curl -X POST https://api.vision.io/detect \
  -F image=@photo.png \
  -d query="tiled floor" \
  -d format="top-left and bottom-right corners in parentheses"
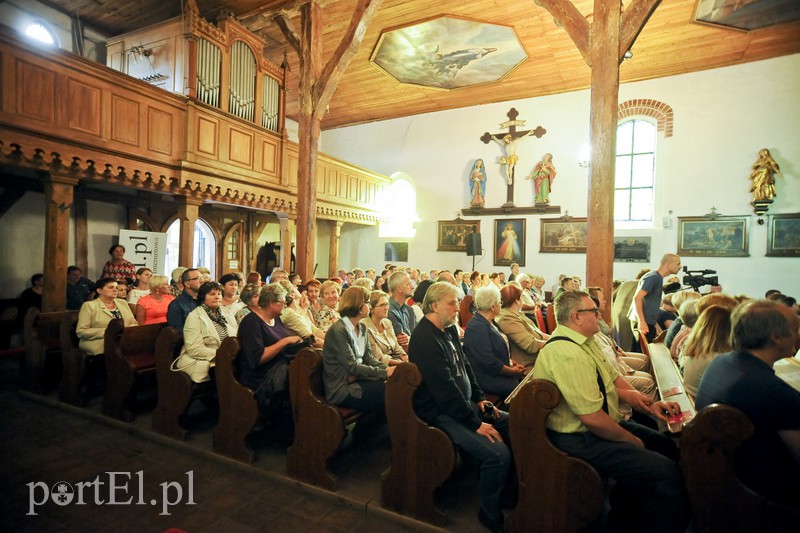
top-left (0, 360), bottom-right (487, 532)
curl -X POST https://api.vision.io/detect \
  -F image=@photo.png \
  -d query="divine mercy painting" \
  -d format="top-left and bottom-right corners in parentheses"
top-left (494, 218), bottom-right (525, 266)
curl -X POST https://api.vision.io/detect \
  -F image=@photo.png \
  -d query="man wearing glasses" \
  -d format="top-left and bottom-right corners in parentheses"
top-left (531, 291), bottom-right (688, 533)
top-left (167, 268), bottom-right (203, 330)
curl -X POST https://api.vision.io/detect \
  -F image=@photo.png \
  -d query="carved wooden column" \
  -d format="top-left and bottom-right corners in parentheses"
top-left (175, 196), bottom-right (203, 268)
top-left (74, 194), bottom-right (88, 275)
top-left (185, 35), bottom-right (198, 99)
top-left (42, 175), bottom-right (79, 312)
top-left (328, 220), bottom-right (343, 279)
top-left (585, 0), bottom-right (622, 322)
top-left (535, 0), bottom-right (661, 323)
top-left (278, 214), bottom-right (296, 273)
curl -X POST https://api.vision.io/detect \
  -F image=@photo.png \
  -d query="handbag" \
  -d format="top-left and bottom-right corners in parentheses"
top-left (170, 353), bottom-right (213, 383)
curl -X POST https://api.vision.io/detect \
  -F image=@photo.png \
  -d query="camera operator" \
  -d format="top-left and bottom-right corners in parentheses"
top-left (632, 254), bottom-right (683, 344)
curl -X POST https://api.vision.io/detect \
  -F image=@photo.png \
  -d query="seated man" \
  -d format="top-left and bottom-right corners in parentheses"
top-left (409, 282), bottom-right (511, 533)
top-left (695, 299), bottom-right (800, 513)
top-left (532, 291), bottom-right (688, 533)
top-left (166, 268), bottom-right (202, 330)
top-left (66, 266), bottom-right (94, 311)
top-left (387, 271), bottom-right (417, 352)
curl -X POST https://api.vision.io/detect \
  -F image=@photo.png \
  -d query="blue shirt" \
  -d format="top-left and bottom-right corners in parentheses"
top-left (636, 270), bottom-right (663, 324)
top-left (388, 297), bottom-right (417, 337)
top-left (166, 291), bottom-right (198, 331)
top-left (696, 351), bottom-right (800, 506)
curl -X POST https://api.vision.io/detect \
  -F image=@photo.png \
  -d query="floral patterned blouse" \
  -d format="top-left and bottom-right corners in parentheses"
top-left (315, 303), bottom-right (341, 332)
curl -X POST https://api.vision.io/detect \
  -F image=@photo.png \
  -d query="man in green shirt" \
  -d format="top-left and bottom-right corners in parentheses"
top-left (532, 291), bottom-right (688, 533)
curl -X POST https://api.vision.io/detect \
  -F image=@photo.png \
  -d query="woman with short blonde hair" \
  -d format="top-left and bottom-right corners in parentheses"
top-left (316, 279), bottom-right (342, 332)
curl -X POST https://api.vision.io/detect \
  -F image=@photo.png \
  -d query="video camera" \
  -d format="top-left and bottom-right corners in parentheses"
top-left (682, 266), bottom-right (718, 290)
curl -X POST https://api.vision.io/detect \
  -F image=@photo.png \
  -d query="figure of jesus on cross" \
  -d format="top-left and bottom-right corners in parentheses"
top-left (481, 108), bottom-right (546, 207)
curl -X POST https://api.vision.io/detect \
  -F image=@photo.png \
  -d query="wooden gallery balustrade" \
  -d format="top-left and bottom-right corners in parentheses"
top-left (0, 17), bottom-right (389, 226)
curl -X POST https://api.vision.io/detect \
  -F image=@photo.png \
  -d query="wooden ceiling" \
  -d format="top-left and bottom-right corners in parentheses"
top-left (41, 0), bottom-right (800, 130)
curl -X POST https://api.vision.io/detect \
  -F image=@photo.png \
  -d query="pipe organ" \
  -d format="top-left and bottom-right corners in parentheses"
top-left (106, 0), bottom-right (284, 135)
top-left (229, 41), bottom-right (257, 123)
top-left (197, 38), bottom-right (221, 108)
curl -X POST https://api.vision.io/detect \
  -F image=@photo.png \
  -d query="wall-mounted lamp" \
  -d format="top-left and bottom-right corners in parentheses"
top-left (578, 143), bottom-right (591, 168)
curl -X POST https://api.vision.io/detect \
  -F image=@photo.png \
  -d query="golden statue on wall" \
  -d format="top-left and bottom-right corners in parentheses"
top-left (749, 148), bottom-right (782, 201)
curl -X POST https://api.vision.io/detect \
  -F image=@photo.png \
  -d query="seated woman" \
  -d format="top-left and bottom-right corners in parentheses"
top-left (237, 283), bottom-right (301, 408)
top-left (219, 273), bottom-right (246, 316)
top-left (235, 283), bottom-right (261, 324)
top-left (173, 282), bottom-right (238, 383)
top-left (126, 267), bottom-right (152, 316)
top-left (134, 274), bottom-right (174, 325)
top-left (277, 280), bottom-right (325, 346)
top-left (115, 279), bottom-right (130, 301)
top-left (679, 304), bottom-right (733, 399)
top-left (323, 287), bottom-right (392, 411)
top-left (668, 300), bottom-right (699, 361)
top-left (315, 280), bottom-right (342, 332)
top-left (463, 285), bottom-right (526, 399)
top-left (76, 278), bottom-right (138, 356)
top-left (494, 284), bottom-right (548, 369)
top-left (362, 290), bottom-right (407, 366)
top-left (304, 279), bottom-right (323, 325)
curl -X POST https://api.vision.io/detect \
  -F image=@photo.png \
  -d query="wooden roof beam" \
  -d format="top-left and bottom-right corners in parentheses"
top-left (314, 0), bottom-right (383, 119)
top-left (535, 0), bottom-right (592, 66)
top-left (619, 0), bottom-right (662, 62)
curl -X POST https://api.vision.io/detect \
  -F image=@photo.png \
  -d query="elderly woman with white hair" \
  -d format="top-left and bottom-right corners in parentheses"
top-left (463, 285), bottom-right (526, 398)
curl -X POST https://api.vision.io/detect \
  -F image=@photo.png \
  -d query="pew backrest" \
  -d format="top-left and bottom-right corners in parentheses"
top-left (382, 361), bottom-right (456, 526)
top-left (213, 337), bottom-right (260, 463)
top-left (23, 308), bottom-right (76, 392)
top-left (679, 403), bottom-right (768, 532)
top-left (287, 347), bottom-right (361, 490)
top-left (507, 378), bottom-right (604, 533)
top-left (152, 326), bottom-right (193, 440)
top-left (102, 320), bottom-right (165, 420)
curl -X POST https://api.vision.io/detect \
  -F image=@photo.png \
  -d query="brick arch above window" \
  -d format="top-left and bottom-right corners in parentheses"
top-left (618, 99), bottom-right (673, 137)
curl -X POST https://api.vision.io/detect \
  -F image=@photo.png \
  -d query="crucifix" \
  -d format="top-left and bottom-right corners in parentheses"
top-left (480, 107), bottom-right (546, 207)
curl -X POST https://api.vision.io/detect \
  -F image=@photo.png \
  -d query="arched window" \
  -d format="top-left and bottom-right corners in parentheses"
top-left (378, 173), bottom-right (418, 238)
top-left (615, 119), bottom-right (656, 223)
top-left (164, 219), bottom-right (217, 279)
top-left (24, 21), bottom-right (57, 46)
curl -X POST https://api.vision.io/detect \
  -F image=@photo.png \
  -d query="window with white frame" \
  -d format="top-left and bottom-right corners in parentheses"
top-left (24, 21), bottom-right (56, 46)
top-left (165, 219), bottom-right (217, 279)
top-left (615, 119), bottom-right (656, 223)
top-left (378, 173), bottom-right (418, 238)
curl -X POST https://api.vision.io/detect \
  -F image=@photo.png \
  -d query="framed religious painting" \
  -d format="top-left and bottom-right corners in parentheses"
top-left (384, 242), bottom-right (409, 262)
top-left (540, 218), bottom-right (588, 253)
top-left (677, 216), bottom-right (750, 257)
top-left (437, 219), bottom-right (480, 252)
top-left (693, 0), bottom-right (800, 32)
top-left (614, 236), bottom-right (651, 263)
top-left (494, 218), bottom-right (526, 266)
top-left (766, 213), bottom-right (800, 257)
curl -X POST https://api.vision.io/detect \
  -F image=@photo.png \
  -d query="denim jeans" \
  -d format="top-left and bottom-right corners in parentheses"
top-left (432, 410), bottom-right (511, 521)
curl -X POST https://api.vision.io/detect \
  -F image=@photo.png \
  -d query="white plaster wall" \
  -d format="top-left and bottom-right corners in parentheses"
top-left (1, 191), bottom-right (47, 298)
top-left (84, 200), bottom-right (128, 280)
top-left (322, 54), bottom-right (800, 297)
